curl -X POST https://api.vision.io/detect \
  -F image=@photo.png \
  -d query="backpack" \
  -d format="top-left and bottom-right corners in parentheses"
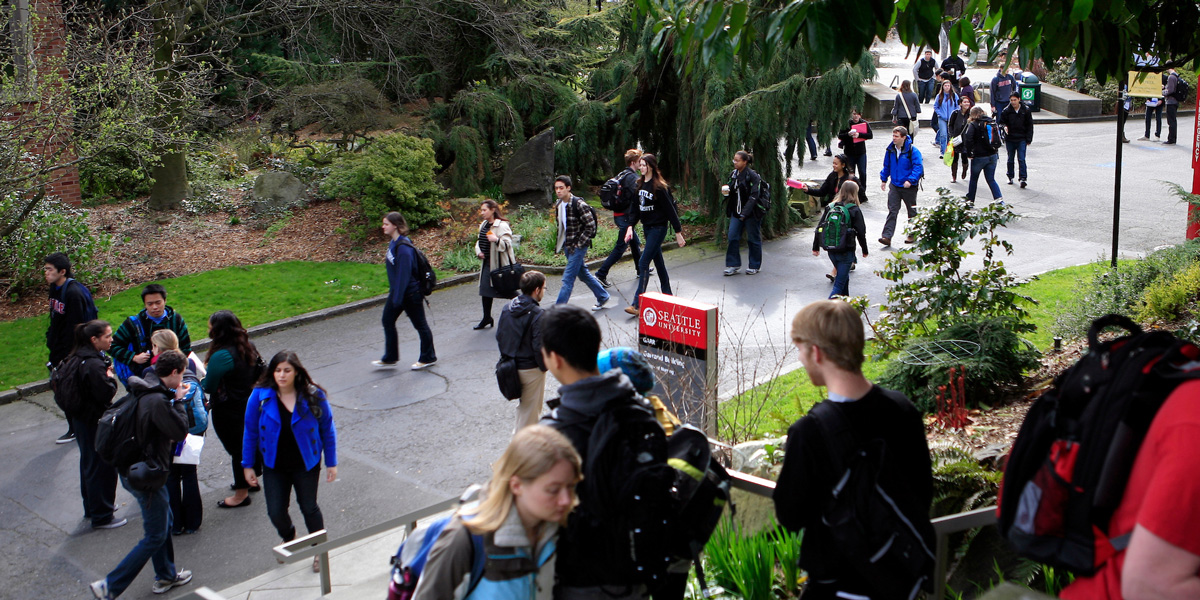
top-left (181, 371), bottom-right (208, 435)
top-left (818, 203), bottom-right (856, 253)
top-left (113, 314), bottom-right (148, 387)
top-left (51, 353), bottom-right (88, 420)
top-left (757, 180), bottom-right (772, 213)
top-left (387, 514), bottom-right (486, 600)
top-left (599, 168), bottom-right (634, 212)
top-left (984, 119), bottom-right (1005, 149)
top-left (664, 425), bottom-right (733, 583)
top-left (95, 391), bottom-right (146, 471)
top-left (997, 314), bottom-right (1200, 575)
top-left (65, 278), bottom-right (99, 321)
top-left (1173, 78), bottom-right (1191, 103)
top-left (809, 400), bottom-right (935, 599)
top-left (398, 239), bottom-right (437, 297)
top-left (570, 197), bottom-right (599, 240)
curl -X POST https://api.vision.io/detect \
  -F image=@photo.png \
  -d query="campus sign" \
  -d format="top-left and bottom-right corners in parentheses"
top-left (637, 292), bottom-right (719, 434)
top-left (1128, 71), bottom-right (1161, 98)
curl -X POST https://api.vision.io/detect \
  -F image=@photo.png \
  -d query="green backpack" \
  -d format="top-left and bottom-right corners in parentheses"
top-left (819, 203), bottom-right (855, 253)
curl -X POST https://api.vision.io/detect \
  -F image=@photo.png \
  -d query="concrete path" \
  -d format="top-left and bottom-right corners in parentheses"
top-left (1, 119), bottom-right (1196, 600)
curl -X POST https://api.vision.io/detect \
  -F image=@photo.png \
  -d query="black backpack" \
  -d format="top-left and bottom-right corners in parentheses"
top-left (600, 168), bottom-right (634, 212)
top-left (398, 239), bottom-right (437, 297)
top-left (819, 203), bottom-right (856, 253)
top-left (984, 119), bottom-right (1005, 149)
top-left (809, 400), bottom-right (935, 599)
top-left (1173, 79), bottom-right (1191, 103)
top-left (95, 391), bottom-right (145, 471)
top-left (757, 180), bottom-right (771, 213)
top-left (51, 353), bottom-right (88, 420)
top-left (998, 314), bottom-right (1200, 574)
top-left (663, 425), bottom-right (733, 594)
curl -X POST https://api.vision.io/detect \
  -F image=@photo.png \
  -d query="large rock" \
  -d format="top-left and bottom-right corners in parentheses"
top-left (251, 171), bottom-right (306, 214)
top-left (502, 128), bottom-right (555, 209)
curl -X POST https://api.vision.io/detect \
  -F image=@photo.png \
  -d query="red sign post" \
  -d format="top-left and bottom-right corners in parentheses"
top-left (636, 293), bottom-right (719, 434)
top-left (1188, 74), bottom-right (1200, 240)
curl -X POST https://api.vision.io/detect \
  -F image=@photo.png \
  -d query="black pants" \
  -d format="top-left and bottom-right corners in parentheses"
top-left (211, 398), bottom-right (260, 490)
top-left (1166, 103), bottom-right (1178, 143)
top-left (71, 417), bottom-right (118, 526)
top-left (168, 463), bottom-right (202, 532)
top-left (263, 467), bottom-right (324, 542)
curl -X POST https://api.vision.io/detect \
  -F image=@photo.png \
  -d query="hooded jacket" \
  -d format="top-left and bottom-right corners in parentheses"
top-left (880, 137), bottom-right (924, 186)
top-left (496, 294), bottom-right (545, 371)
top-left (725, 167), bottom-right (763, 219)
top-left (998, 102), bottom-right (1034, 143)
top-left (46, 279), bottom-right (97, 366)
top-left (71, 346), bottom-right (118, 423)
top-left (963, 118), bottom-right (1001, 158)
top-left (386, 235), bottom-right (420, 304)
top-left (127, 372), bottom-right (189, 470)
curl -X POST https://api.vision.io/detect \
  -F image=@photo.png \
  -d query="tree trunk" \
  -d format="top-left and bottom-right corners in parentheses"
top-left (148, 0), bottom-right (193, 210)
top-left (149, 151), bottom-right (189, 209)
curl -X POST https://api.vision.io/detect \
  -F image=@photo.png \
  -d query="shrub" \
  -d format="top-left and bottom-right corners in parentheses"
top-left (1134, 262), bottom-right (1200, 323)
top-left (0, 197), bottom-right (120, 297)
top-left (320, 132), bottom-right (447, 237)
top-left (704, 519), bottom-right (802, 600)
top-left (79, 149), bottom-right (153, 204)
top-left (442, 242), bottom-right (482, 273)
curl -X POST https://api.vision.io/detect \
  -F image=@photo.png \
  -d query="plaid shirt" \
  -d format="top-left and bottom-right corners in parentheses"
top-left (557, 196), bottom-right (597, 252)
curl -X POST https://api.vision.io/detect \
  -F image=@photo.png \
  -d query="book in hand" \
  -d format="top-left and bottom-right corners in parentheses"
top-left (851, 122), bottom-right (869, 143)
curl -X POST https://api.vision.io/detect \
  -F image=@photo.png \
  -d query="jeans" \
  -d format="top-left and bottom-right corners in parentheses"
top-left (1145, 103), bottom-right (1163, 137)
top-left (725, 216), bottom-right (762, 270)
top-left (632, 225), bottom-right (671, 308)
top-left (1004, 140), bottom-right (1028, 181)
top-left (263, 467), bottom-right (324, 542)
top-left (168, 463), bottom-right (202, 533)
top-left (1166, 103), bottom-right (1178, 143)
top-left (805, 124), bottom-right (818, 158)
top-left (849, 153), bottom-right (869, 202)
top-left (382, 291), bottom-right (436, 363)
top-left (918, 78), bottom-right (936, 103)
top-left (937, 118), bottom-right (949, 155)
top-left (72, 417), bottom-right (118, 526)
top-left (881, 184), bottom-right (918, 240)
top-left (828, 251), bottom-right (854, 298)
top-left (596, 213), bottom-right (641, 280)
top-left (104, 477), bottom-right (176, 597)
top-left (556, 247), bottom-right (610, 305)
top-left (967, 154), bottom-right (1003, 202)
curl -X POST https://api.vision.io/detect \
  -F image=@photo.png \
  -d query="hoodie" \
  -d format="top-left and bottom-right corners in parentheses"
top-left (496, 294), bottom-right (545, 371)
top-left (46, 279), bottom-right (97, 366)
top-left (127, 372), bottom-right (189, 470)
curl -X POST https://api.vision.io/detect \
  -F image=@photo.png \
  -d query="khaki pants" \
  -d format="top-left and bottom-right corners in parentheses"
top-left (516, 368), bottom-right (547, 431)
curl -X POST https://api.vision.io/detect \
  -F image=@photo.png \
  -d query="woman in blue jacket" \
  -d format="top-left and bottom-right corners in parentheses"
top-left (377, 211), bottom-right (437, 370)
top-left (243, 351), bottom-right (338, 571)
top-left (933, 80), bottom-right (958, 158)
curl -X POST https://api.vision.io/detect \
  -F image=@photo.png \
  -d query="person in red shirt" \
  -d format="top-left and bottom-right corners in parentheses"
top-left (1060, 380), bottom-right (1200, 599)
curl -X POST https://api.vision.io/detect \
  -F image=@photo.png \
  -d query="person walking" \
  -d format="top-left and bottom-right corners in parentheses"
top-left (473, 199), bottom-right (516, 330)
top-left (933, 80), bottom-right (958, 158)
top-left (243, 351), bottom-right (338, 573)
top-left (376, 211), bottom-right (437, 370)
top-left (958, 76), bottom-right (977, 106)
top-left (45, 252), bottom-right (98, 445)
top-left (941, 53), bottom-right (966, 81)
top-left (623, 154), bottom-right (686, 316)
top-left (202, 310), bottom-right (263, 509)
top-left (914, 50), bottom-right (938, 104)
top-left (963, 106), bottom-right (1004, 205)
top-left (798, 154), bottom-right (862, 282)
top-left (89, 350), bottom-right (193, 600)
top-left (723, 150), bottom-right (765, 276)
top-left (878, 126), bottom-right (924, 247)
top-left (990, 60), bottom-right (1018, 116)
top-left (412, 425), bottom-right (581, 600)
top-left (62, 320), bottom-right (125, 530)
top-left (496, 271), bottom-right (548, 432)
top-left (1164, 68), bottom-right (1181, 145)
top-left (110, 284), bottom-right (192, 391)
top-left (552, 176), bottom-right (610, 310)
top-left (836, 109), bottom-right (873, 203)
top-left (947, 96), bottom-right (973, 182)
top-left (891, 81), bottom-right (921, 139)
top-left (145, 329), bottom-right (206, 536)
top-left (813, 182), bottom-right (869, 299)
top-left (595, 150), bottom-right (644, 289)
top-left (998, 92), bottom-right (1034, 188)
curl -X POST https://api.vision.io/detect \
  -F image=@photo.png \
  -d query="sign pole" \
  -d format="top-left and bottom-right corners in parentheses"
top-left (1112, 78), bottom-right (1127, 268)
top-left (1189, 74), bottom-right (1200, 240)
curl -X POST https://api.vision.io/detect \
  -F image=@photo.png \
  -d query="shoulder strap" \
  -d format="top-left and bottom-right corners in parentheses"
top-left (899, 94), bottom-right (914, 120)
top-left (466, 532), bottom-right (487, 596)
top-left (807, 401), bottom-right (856, 481)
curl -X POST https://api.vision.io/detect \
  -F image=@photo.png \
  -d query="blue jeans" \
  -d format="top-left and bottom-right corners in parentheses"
top-left (632, 225), bottom-right (671, 308)
top-left (918, 79), bottom-right (936, 103)
top-left (1004, 140), bottom-right (1028, 181)
top-left (967, 154), bottom-right (1003, 202)
top-left (725, 216), bottom-right (762, 269)
top-left (596, 213), bottom-right (641, 280)
top-left (805, 124), bottom-right (818, 158)
top-left (829, 252), bottom-right (855, 298)
top-left (556, 247), bottom-right (609, 305)
top-left (381, 291), bottom-right (436, 363)
top-left (105, 477), bottom-right (176, 597)
top-left (937, 119), bottom-right (949, 155)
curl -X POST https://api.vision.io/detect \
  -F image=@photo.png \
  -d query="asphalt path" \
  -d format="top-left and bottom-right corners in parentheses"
top-left (2, 118), bottom-right (1196, 600)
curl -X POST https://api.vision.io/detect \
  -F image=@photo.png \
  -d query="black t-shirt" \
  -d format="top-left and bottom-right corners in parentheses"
top-left (273, 398), bottom-right (307, 471)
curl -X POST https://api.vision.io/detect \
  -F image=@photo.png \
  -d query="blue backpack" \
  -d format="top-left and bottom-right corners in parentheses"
top-left (387, 514), bottom-right (485, 600)
top-left (113, 314), bottom-right (148, 387)
top-left (181, 370), bottom-right (208, 436)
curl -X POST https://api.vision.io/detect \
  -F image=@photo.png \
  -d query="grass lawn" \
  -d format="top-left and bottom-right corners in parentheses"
top-left (1, 261), bottom-right (391, 391)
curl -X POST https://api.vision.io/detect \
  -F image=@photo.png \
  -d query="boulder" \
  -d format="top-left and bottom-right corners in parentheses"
top-left (730, 437), bottom-right (787, 472)
top-left (502, 128), bottom-right (555, 209)
top-left (251, 171), bottom-right (306, 214)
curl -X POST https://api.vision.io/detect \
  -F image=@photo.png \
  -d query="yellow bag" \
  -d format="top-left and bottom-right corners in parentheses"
top-left (943, 144), bottom-right (955, 166)
top-left (646, 394), bottom-right (682, 436)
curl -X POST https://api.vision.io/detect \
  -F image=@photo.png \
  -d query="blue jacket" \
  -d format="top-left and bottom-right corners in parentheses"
top-left (933, 94), bottom-right (957, 123)
top-left (880, 137), bottom-right (924, 186)
top-left (243, 386), bottom-right (337, 471)
top-left (386, 235), bottom-right (420, 304)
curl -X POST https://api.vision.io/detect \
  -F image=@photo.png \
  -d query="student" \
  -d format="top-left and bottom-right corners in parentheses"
top-left (64, 320), bottom-right (124, 530)
top-left (962, 106), bottom-right (1004, 205)
top-left (812, 182), bottom-right (868, 299)
top-left (878, 126), bottom-right (924, 246)
top-left (375, 211), bottom-right (437, 370)
top-left (998, 92), bottom-right (1034, 188)
top-left (723, 150), bottom-right (764, 276)
top-left (89, 350), bottom-right (193, 600)
top-left (44, 252), bottom-right (98, 444)
top-left (941, 53), bottom-right (967, 81)
top-left (145, 329), bottom-right (206, 536)
top-left (947, 96), bottom-right (973, 182)
top-left (774, 300), bottom-right (935, 600)
top-left (624, 154), bottom-right (686, 315)
top-left (243, 351), bottom-right (338, 573)
top-left (1163, 68), bottom-right (1180, 145)
top-left (553, 176), bottom-right (610, 310)
top-left (836, 109), bottom-right (874, 203)
top-left (958, 76), bottom-right (977, 106)
top-left (110, 284), bottom-right (192, 390)
top-left (595, 150), bottom-right (645, 289)
top-left (496, 271), bottom-right (548, 431)
top-left (202, 310), bottom-right (262, 509)
top-left (413, 425), bottom-right (582, 600)
top-left (933, 80), bottom-right (959, 158)
top-left (891, 81), bottom-right (921, 139)
top-left (990, 58), bottom-right (1018, 116)
top-left (1136, 53), bottom-right (1163, 142)
top-left (473, 199), bottom-right (515, 330)
top-left (913, 50), bottom-right (938, 104)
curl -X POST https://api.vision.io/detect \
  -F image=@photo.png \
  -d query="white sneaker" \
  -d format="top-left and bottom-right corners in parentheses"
top-left (90, 579), bottom-right (112, 600)
top-left (1155, 135), bottom-right (1162, 141)
top-left (746, 269), bottom-right (759, 275)
top-left (592, 297), bottom-right (609, 311)
top-left (371, 360), bottom-right (398, 368)
top-left (152, 570), bottom-right (192, 594)
top-left (723, 267), bottom-right (739, 276)
top-left (411, 360), bottom-right (436, 370)
top-left (1136, 136), bottom-right (1150, 141)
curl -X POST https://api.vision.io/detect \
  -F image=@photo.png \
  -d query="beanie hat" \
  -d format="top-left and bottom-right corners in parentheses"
top-left (597, 347), bottom-right (656, 394)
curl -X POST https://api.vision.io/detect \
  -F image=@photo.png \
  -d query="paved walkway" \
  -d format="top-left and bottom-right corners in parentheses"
top-left (1, 119), bottom-right (1196, 600)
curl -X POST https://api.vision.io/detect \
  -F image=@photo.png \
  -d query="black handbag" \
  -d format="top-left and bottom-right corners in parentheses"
top-left (489, 258), bottom-right (524, 299)
top-left (495, 356), bottom-right (523, 400)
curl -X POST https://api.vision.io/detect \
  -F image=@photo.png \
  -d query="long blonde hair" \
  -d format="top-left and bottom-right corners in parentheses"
top-left (835, 180), bottom-right (860, 206)
top-left (460, 425), bottom-right (582, 534)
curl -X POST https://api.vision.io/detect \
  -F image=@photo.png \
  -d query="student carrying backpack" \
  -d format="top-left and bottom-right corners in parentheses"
top-left (398, 239), bottom-right (438, 298)
top-left (818, 203), bottom-right (856, 253)
top-left (599, 167), bottom-right (636, 212)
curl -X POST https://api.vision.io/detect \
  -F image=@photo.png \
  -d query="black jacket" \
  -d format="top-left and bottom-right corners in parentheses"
top-left (615, 168), bottom-right (639, 214)
top-left (813, 201), bottom-right (868, 254)
top-left (962, 118), bottom-right (999, 158)
top-left (73, 346), bottom-right (118, 423)
top-left (46, 279), bottom-right (96, 366)
top-left (947, 109), bottom-right (972, 139)
top-left (804, 171), bottom-right (863, 206)
top-left (836, 119), bottom-right (874, 157)
top-left (725, 167), bottom-right (763, 219)
top-left (127, 372), bottom-right (189, 469)
top-left (941, 55), bottom-right (966, 78)
top-left (998, 103), bottom-right (1034, 143)
top-left (495, 293), bottom-right (545, 371)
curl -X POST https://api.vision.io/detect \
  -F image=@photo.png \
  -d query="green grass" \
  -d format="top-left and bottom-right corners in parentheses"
top-left (1, 261), bottom-right (388, 391)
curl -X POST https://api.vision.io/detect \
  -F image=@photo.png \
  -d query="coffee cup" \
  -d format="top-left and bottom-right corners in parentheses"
top-left (721, 185), bottom-right (730, 196)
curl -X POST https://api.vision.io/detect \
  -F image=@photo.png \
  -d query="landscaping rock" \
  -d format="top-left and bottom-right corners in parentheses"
top-left (502, 128), bottom-right (555, 209)
top-left (731, 437), bottom-right (786, 472)
top-left (252, 171), bottom-right (307, 214)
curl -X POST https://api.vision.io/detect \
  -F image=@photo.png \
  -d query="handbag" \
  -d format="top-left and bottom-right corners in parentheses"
top-left (898, 94), bottom-right (919, 135)
top-left (488, 252), bottom-right (524, 299)
top-left (495, 356), bottom-right (523, 400)
top-left (173, 433), bottom-right (204, 466)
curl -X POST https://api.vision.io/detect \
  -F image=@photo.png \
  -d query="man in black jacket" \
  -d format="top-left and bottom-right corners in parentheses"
top-left (774, 300), bottom-right (934, 600)
top-left (45, 252), bottom-right (98, 444)
top-left (998, 93), bottom-right (1034, 188)
top-left (496, 271), bottom-right (548, 431)
top-left (90, 350), bottom-right (193, 600)
top-left (941, 53), bottom-right (966, 81)
top-left (836, 109), bottom-right (874, 203)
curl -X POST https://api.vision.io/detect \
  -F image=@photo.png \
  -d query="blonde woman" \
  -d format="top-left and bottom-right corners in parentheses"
top-left (413, 425), bottom-right (582, 600)
top-left (474, 199), bottom-right (516, 330)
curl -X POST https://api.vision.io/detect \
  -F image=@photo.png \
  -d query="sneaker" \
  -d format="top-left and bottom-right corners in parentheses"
top-left (56, 431), bottom-right (75, 444)
top-left (1164, 141), bottom-right (1177, 145)
top-left (745, 269), bottom-right (759, 275)
top-left (723, 267), bottom-right (739, 276)
top-left (152, 570), bottom-right (192, 595)
top-left (371, 360), bottom-right (397, 368)
top-left (905, 235), bottom-right (916, 244)
top-left (823, 149), bottom-right (832, 157)
top-left (809, 155), bottom-right (817, 161)
top-left (1137, 136), bottom-right (1150, 141)
top-left (1020, 180), bottom-right (1027, 189)
top-left (624, 306), bottom-right (638, 316)
top-left (596, 275), bottom-right (612, 289)
top-left (592, 297), bottom-right (609, 311)
top-left (93, 517), bottom-right (127, 530)
top-left (1155, 135), bottom-right (1161, 142)
top-left (411, 360), bottom-right (436, 370)
top-left (1121, 137), bottom-right (1130, 143)
top-left (90, 579), bottom-right (112, 600)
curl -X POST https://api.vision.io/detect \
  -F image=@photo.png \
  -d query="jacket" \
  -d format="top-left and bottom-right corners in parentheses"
top-left (891, 92), bottom-right (921, 120)
top-left (413, 508), bottom-right (558, 600)
top-left (127, 372), bottom-right (189, 469)
top-left (71, 346), bottom-right (118, 423)
top-left (476, 220), bottom-right (516, 273)
top-left (880, 137), bottom-right (924, 186)
top-left (386, 235), bottom-right (420, 303)
top-left (998, 103), bottom-right (1034, 143)
top-left (725, 167), bottom-right (763, 219)
top-left (836, 119), bottom-right (873, 157)
top-left (962, 118), bottom-right (1000, 158)
top-left (201, 344), bottom-right (261, 406)
top-left (243, 386), bottom-right (337, 471)
top-left (933, 93), bottom-right (958, 123)
top-left (555, 196), bottom-right (597, 253)
top-left (614, 168), bottom-right (640, 215)
top-left (803, 171), bottom-right (859, 206)
top-left (813, 201), bottom-right (868, 255)
top-left (628, 182), bottom-right (683, 233)
top-left (110, 307), bottom-right (192, 368)
top-left (990, 73), bottom-right (1017, 111)
top-left (46, 279), bottom-right (97, 366)
top-left (947, 109), bottom-right (972, 139)
top-left (913, 57), bottom-right (937, 81)
top-left (941, 55), bottom-right (966, 78)
top-left (496, 293), bottom-right (545, 371)
top-left (1164, 72), bottom-right (1179, 106)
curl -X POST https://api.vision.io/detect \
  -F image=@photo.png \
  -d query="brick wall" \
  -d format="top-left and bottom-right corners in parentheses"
top-left (27, 0), bottom-right (81, 206)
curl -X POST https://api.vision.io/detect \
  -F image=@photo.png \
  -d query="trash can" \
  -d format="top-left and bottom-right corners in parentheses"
top-left (1017, 73), bottom-right (1041, 112)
